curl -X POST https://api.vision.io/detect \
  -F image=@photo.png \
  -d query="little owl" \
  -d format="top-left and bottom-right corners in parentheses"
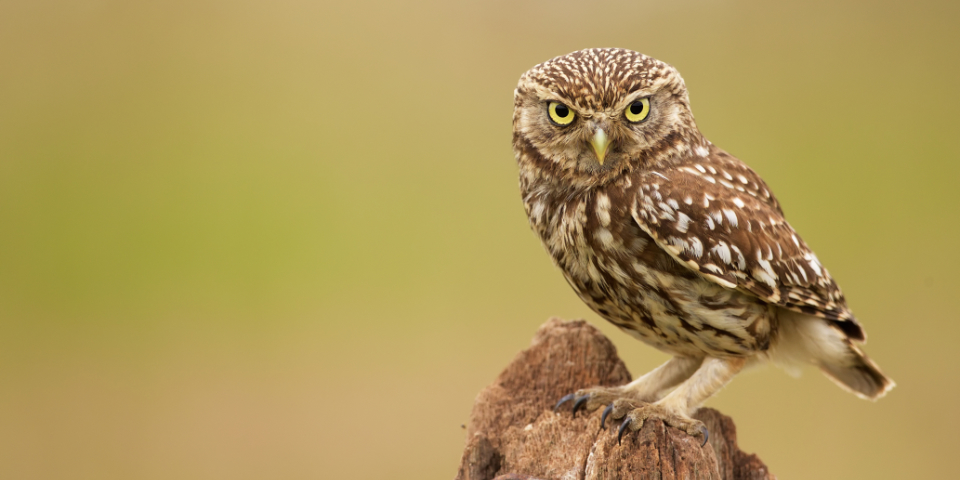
top-left (513, 48), bottom-right (894, 445)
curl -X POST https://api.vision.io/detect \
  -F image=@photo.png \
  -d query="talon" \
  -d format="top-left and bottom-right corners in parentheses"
top-left (554, 393), bottom-right (576, 412)
top-left (572, 396), bottom-right (589, 416)
top-left (600, 404), bottom-right (614, 429)
top-left (699, 425), bottom-right (709, 447)
top-left (617, 417), bottom-right (632, 445)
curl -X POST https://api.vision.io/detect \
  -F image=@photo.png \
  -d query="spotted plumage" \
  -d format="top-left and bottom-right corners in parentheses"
top-left (514, 48), bottom-right (893, 441)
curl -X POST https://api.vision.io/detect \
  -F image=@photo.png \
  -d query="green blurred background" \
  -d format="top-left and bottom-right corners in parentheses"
top-left (1, 0), bottom-right (958, 478)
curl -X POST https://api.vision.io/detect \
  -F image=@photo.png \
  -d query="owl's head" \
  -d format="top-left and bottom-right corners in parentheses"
top-left (514, 48), bottom-right (701, 185)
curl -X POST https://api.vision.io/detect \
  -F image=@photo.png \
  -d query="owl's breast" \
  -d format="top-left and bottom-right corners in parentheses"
top-left (523, 184), bottom-right (644, 284)
top-left (521, 180), bottom-right (774, 357)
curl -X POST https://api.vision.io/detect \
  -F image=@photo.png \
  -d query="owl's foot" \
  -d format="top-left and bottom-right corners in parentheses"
top-left (614, 402), bottom-right (708, 447)
top-left (553, 386), bottom-right (650, 417)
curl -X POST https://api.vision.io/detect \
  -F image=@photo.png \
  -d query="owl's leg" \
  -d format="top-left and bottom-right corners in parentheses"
top-left (555, 355), bottom-right (702, 416)
top-left (614, 356), bottom-right (747, 446)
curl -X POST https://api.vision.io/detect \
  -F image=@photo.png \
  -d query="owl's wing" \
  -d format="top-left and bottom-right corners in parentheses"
top-left (630, 150), bottom-right (865, 341)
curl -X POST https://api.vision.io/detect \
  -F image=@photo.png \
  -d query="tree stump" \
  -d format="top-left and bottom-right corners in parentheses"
top-left (455, 318), bottom-right (775, 480)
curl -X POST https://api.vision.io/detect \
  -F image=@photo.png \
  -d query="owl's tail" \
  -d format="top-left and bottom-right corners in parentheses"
top-left (771, 309), bottom-right (895, 400)
top-left (819, 344), bottom-right (895, 400)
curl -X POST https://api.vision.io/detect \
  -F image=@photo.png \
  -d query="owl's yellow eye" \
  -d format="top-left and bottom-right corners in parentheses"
top-left (547, 101), bottom-right (575, 126)
top-left (624, 98), bottom-right (650, 123)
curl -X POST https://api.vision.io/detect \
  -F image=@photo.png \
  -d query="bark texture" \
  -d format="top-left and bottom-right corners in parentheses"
top-left (456, 318), bottom-right (775, 480)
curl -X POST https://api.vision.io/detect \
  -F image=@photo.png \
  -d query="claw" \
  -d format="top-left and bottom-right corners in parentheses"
top-left (617, 417), bottom-right (632, 445)
top-left (572, 396), bottom-right (589, 416)
top-left (600, 404), bottom-right (614, 429)
top-left (699, 425), bottom-right (709, 447)
top-left (554, 393), bottom-right (576, 412)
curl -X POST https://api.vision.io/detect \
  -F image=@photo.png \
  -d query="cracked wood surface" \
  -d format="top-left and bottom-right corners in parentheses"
top-left (455, 318), bottom-right (774, 480)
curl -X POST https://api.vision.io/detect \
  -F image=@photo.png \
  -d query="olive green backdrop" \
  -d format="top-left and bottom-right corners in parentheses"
top-left (1, 0), bottom-right (958, 478)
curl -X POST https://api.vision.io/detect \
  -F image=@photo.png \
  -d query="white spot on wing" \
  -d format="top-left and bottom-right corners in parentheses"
top-left (755, 259), bottom-right (778, 288)
top-left (710, 211), bottom-right (723, 225)
top-left (722, 208), bottom-right (738, 228)
top-left (806, 253), bottom-right (823, 276)
top-left (702, 263), bottom-right (723, 274)
top-left (675, 212), bottom-right (692, 233)
top-left (712, 241), bottom-right (732, 265)
top-left (732, 197), bottom-right (745, 208)
top-left (658, 203), bottom-right (676, 221)
top-left (665, 237), bottom-right (686, 255)
top-left (669, 237), bottom-right (688, 249)
top-left (731, 245), bottom-right (747, 270)
top-left (688, 237), bottom-right (704, 258)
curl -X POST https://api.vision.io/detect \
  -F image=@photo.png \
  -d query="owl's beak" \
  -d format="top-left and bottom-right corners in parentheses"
top-left (590, 128), bottom-right (610, 165)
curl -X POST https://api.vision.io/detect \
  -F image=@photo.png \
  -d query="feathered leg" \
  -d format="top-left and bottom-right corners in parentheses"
top-left (555, 355), bottom-right (702, 415)
top-left (615, 356), bottom-right (746, 445)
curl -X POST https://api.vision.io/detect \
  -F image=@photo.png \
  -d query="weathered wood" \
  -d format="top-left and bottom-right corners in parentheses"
top-left (456, 318), bottom-right (775, 480)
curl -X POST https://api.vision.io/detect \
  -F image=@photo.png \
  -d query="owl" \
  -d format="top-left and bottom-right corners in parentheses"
top-left (513, 48), bottom-right (894, 445)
